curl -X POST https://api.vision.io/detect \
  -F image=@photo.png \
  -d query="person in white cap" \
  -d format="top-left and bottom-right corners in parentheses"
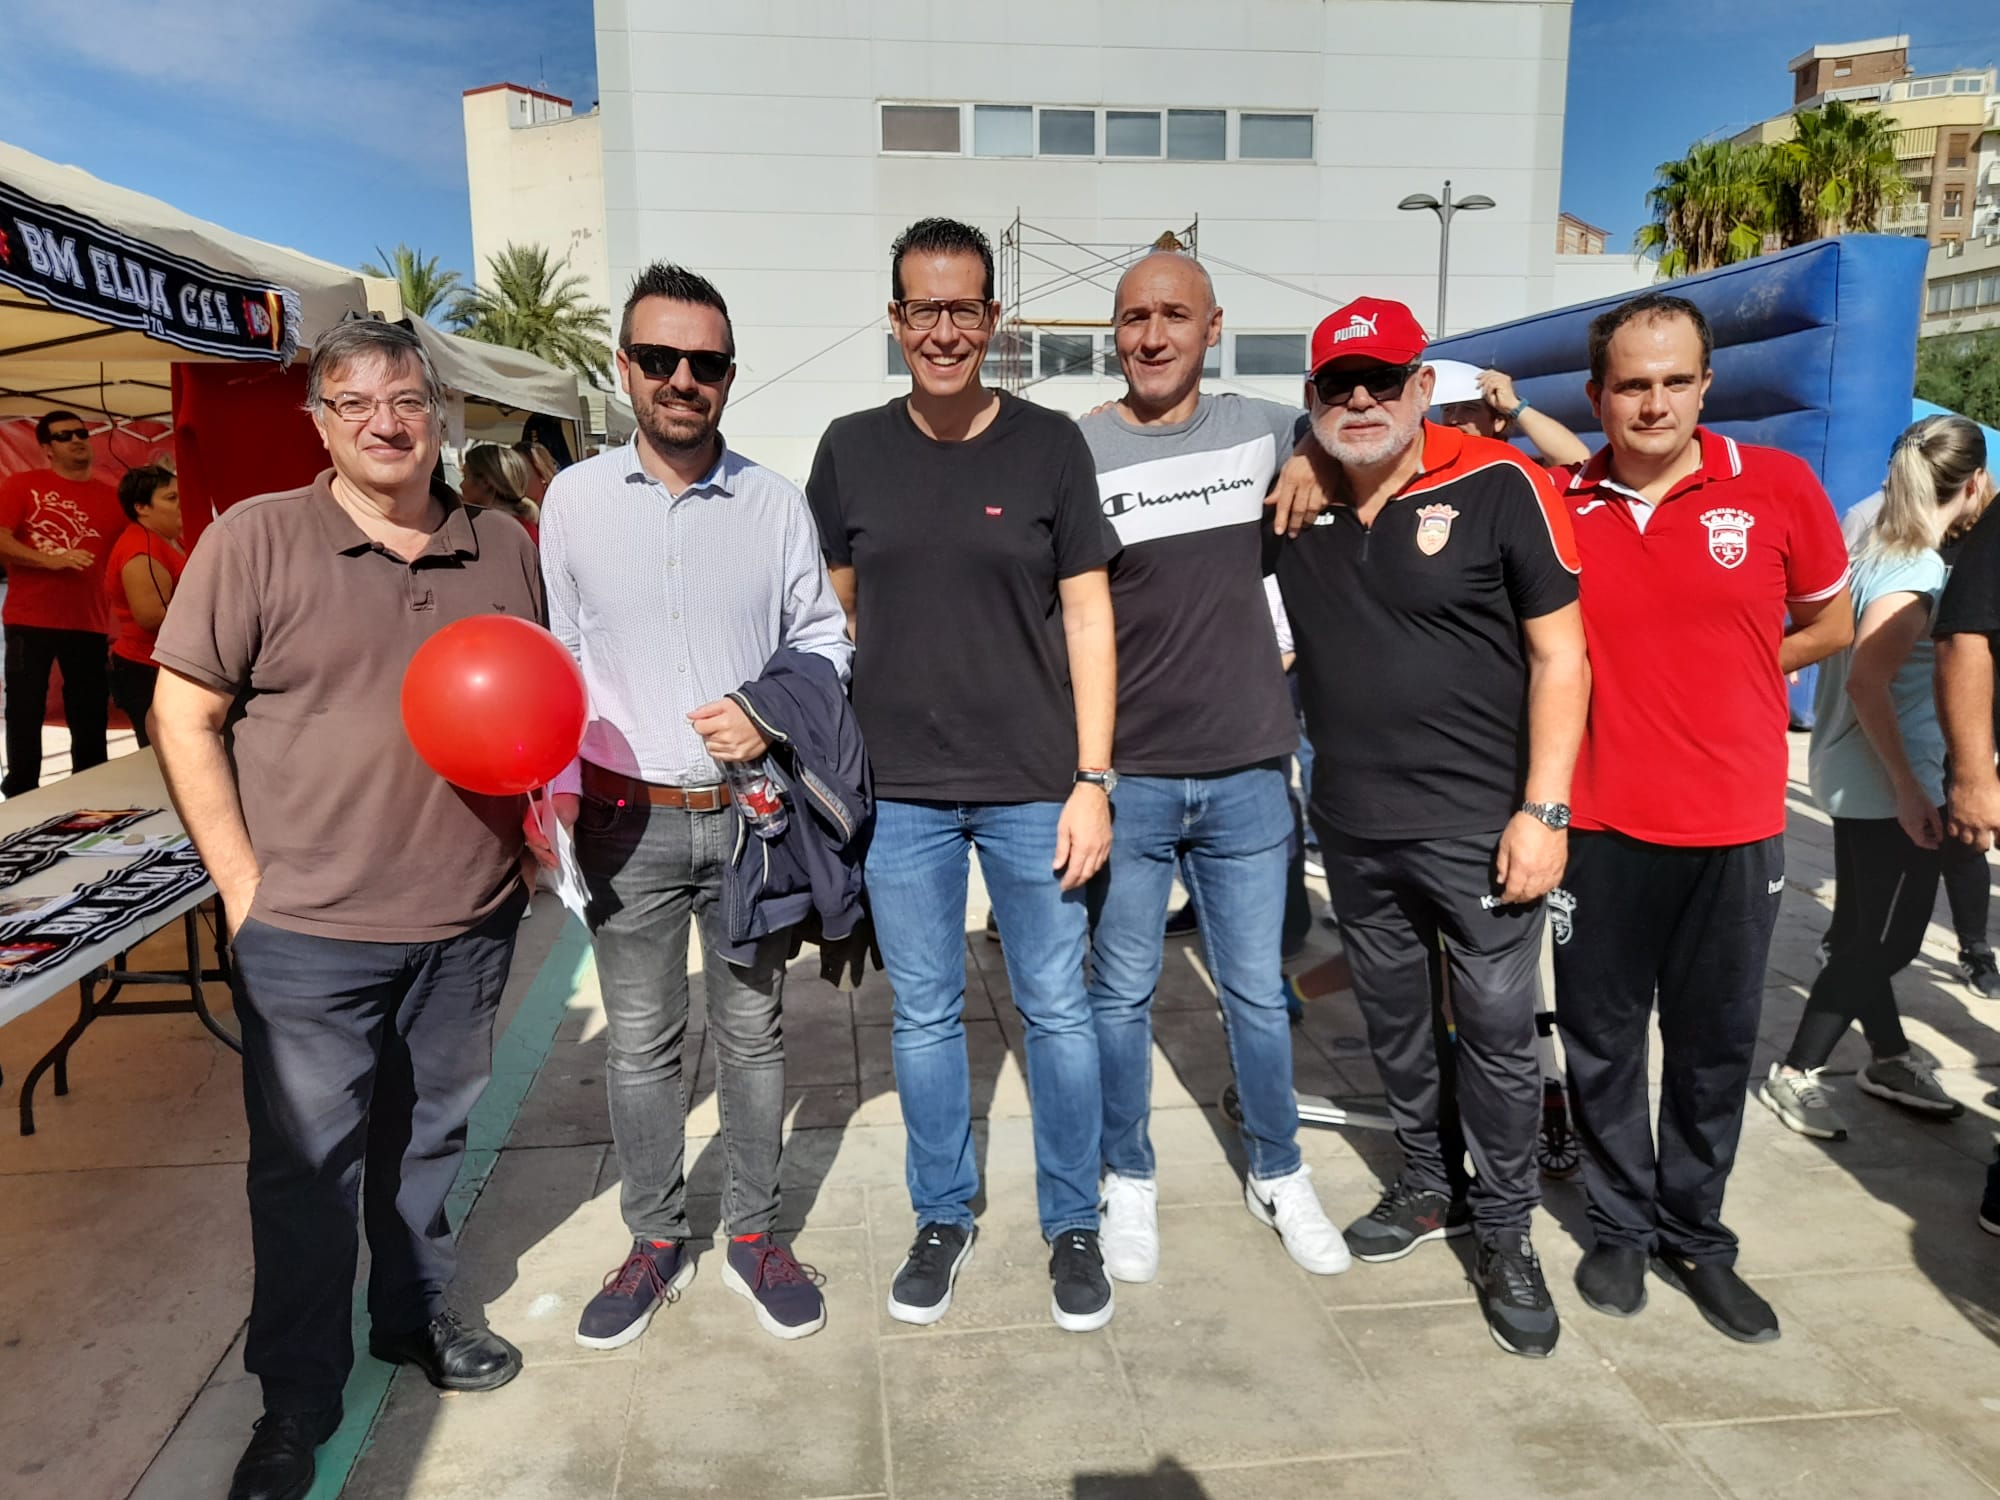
top-left (1430, 360), bottom-right (1590, 467)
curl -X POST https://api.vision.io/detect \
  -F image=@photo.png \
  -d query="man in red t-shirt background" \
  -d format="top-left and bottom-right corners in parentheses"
top-left (1550, 294), bottom-right (1852, 1343)
top-left (0, 410), bottom-right (125, 796)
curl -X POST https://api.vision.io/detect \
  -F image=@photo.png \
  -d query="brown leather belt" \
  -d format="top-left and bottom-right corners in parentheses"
top-left (581, 762), bottom-right (732, 812)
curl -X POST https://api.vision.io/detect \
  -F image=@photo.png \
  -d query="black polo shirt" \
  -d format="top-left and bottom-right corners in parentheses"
top-left (1274, 422), bottom-right (1580, 842)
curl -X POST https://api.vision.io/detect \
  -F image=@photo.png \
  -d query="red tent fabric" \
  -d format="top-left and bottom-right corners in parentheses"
top-left (171, 362), bottom-right (324, 548)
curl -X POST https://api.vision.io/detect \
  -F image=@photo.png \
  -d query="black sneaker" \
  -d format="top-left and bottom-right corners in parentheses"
top-left (1473, 1230), bottom-right (1560, 1358)
top-left (1574, 1243), bottom-right (1647, 1317)
top-left (1959, 943), bottom-right (2000, 1000)
top-left (575, 1239), bottom-right (694, 1350)
top-left (1649, 1252), bottom-right (1779, 1343)
top-left (227, 1408), bottom-right (340, 1500)
top-left (1048, 1228), bottom-right (1115, 1332)
top-left (1164, 902), bottom-right (1198, 937)
top-left (1345, 1178), bottom-right (1471, 1262)
top-left (888, 1222), bottom-right (975, 1325)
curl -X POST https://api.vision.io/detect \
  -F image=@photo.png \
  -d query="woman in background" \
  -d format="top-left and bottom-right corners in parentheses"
top-left (1762, 414), bottom-right (1990, 1141)
top-left (461, 443), bottom-right (541, 545)
top-left (104, 464), bottom-right (185, 748)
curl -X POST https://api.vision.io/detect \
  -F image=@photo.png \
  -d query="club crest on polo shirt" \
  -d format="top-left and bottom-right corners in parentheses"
top-left (1699, 507), bottom-right (1755, 570)
top-left (1414, 502), bottom-right (1459, 557)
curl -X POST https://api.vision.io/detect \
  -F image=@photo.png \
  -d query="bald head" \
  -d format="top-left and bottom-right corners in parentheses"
top-left (1113, 251), bottom-right (1216, 319)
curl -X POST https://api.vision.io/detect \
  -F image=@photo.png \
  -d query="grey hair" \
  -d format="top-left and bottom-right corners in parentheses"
top-left (305, 319), bottom-right (446, 413)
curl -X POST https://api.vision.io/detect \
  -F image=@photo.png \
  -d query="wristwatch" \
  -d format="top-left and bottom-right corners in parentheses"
top-left (1506, 399), bottom-right (1530, 421)
top-left (1076, 768), bottom-right (1118, 795)
top-left (1520, 800), bottom-right (1570, 830)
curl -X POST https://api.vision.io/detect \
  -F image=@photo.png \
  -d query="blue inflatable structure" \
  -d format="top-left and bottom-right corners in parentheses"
top-left (1428, 234), bottom-right (1930, 721)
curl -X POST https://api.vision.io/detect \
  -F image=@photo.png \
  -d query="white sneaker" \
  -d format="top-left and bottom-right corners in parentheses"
top-left (1099, 1172), bottom-right (1160, 1283)
top-left (1245, 1164), bottom-right (1350, 1275)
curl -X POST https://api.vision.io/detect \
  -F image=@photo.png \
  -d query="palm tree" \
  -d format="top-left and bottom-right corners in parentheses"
top-left (1634, 140), bottom-right (1775, 279)
top-left (359, 244), bottom-right (463, 321)
top-left (1771, 101), bottom-right (1908, 244)
top-left (448, 244), bottom-right (613, 386)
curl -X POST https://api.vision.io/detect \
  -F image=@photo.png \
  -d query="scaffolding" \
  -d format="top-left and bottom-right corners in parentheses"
top-left (994, 212), bottom-right (1199, 393)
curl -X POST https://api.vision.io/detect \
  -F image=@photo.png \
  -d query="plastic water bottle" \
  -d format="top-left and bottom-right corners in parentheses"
top-left (723, 760), bottom-right (788, 840)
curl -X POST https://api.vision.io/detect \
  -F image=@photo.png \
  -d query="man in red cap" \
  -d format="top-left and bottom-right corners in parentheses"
top-left (1274, 296), bottom-right (1590, 1358)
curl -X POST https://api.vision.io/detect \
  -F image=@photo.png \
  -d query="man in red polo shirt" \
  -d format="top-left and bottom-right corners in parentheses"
top-left (1551, 293), bottom-right (1851, 1342)
top-left (1277, 297), bottom-right (1589, 1358)
top-left (0, 410), bottom-right (124, 796)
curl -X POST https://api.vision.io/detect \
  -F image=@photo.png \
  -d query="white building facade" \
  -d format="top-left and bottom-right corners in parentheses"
top-left (463, 83), bottom-right (611, 316)
top-left (594, 0), bottom-right (1580, 479)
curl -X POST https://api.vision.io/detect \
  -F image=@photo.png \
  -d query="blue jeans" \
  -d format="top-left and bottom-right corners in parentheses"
top-left (865, 798), bottom-right (1101, 1240)
top-left (1086, 765), bottom-right (1301, 1180)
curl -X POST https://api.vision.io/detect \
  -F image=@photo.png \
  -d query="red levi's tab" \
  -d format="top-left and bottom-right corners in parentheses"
top-left (1560, 429), bottom-right (1850, 847)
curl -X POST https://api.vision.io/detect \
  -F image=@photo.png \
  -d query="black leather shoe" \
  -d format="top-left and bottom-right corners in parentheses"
top-left (227, 1408), bottom-right (339, 1500)
top-left (1650, 1253), bottom-right (1779, 1343)
top-left (368, 1309), bottom-right (523, 1391)
top-left (1575, 1244), bottom-right (1648, 1317)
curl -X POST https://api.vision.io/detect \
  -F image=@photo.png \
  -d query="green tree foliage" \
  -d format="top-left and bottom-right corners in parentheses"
top-left (359, 244), bottom-right (463, 321)
top-left (1916, 329), bottom-right (2000, 429)
top-left (449, 244), bottom-right (613, 386)
top-left (1637, 103), bottom-right (1911, 278)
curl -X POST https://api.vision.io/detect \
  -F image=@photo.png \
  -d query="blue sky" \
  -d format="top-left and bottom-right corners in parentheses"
top-left (2, 0), bottom-right (1995, 286)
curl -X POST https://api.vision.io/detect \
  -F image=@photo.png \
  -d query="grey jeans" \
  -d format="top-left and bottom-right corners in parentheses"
top-left (576, 796), bottom-right (789, 1239)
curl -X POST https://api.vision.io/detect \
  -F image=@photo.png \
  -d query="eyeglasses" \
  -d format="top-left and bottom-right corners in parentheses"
top-left (1311, 361), bottom-right (1420, 408)
top-left (623, 344), bottom-right (732, 383)
top-left (320, 393), bottom-right (435, 425)
top-left (44, 428), bottom-right (89, 443)
top-left (896, 299), bottom-right (991, 332)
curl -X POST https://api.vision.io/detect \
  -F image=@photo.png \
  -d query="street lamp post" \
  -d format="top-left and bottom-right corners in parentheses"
top-left (1398, 180), bottom-right (1496, 336)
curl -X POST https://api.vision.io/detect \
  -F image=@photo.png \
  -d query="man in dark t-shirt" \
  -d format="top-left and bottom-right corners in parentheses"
top-left (1277, 297), bottom-right (1589, 1360)
top-left (1077, 250), bottom-right (1347, 1287)
top-left (807, 218), bottom-right (1122, 1334)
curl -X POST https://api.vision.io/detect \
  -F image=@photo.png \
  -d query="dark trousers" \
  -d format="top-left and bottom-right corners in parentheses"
top-left (2, 624), bottom-right (109, 796)
top-left (231, 890), bottom-right (524, 1415)
top-left (1552, 830), bottom-right (1783, 1264)
top-left (107, 654), bottom-right (158, 749)
top-left (1787, 817), bottom-right (1936, 1070)
top-left (1941, 834), bottom-right (1990, 950)
top-left (1320, 828), bottom-right (1544, 1237)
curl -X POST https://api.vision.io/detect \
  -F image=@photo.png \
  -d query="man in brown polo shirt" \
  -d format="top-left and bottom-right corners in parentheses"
top-left (150, 320), bottom-right (543, 1500)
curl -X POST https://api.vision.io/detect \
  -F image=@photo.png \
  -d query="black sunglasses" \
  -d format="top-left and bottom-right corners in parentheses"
top-left (45, 428), bottom-right (90, 443)
top-left (623, 343), bottom-right (732, 383)
top-left (1311, 360), bottom-right (1420, 408)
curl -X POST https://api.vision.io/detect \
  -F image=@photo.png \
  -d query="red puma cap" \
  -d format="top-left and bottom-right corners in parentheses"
top-left (1309, 297), bottom-right (1429, 372)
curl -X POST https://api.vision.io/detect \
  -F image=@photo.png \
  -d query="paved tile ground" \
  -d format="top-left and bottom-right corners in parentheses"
top-left (4, 740), bottom-right (1998, 1499)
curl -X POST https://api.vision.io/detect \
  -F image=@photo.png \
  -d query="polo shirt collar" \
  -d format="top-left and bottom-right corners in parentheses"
top-left (1567, 426), bottom-right (1741, 506)
top-left (620, 435), bottom-right (737, 497)
top-left (310, 469), bottom-right (478, 560)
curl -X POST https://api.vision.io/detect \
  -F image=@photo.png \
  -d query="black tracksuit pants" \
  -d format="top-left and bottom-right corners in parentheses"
top-left (1786, 817), bottom-right (1937, 1070)
top-left (1320, 828), bottom-right (1544, 1238)
top-left (1552, 829), bottom-right (1783, 1264)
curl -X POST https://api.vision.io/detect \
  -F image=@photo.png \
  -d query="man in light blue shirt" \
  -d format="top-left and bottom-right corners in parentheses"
top-left (542, 263), bottom-right (849, 1353)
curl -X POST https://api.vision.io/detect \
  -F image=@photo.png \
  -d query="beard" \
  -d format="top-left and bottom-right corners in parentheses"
top-left (1310, 400), bottom-right (1423, 469)
top-left (636, 389), bottom-right (717, 455)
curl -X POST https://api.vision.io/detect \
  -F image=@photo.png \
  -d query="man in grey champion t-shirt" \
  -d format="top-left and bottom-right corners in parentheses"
top-left (1077, 250), bottom-right (1349, 1285)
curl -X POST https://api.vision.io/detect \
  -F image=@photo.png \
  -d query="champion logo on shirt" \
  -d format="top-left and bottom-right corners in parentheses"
top-left (1700, 507), bottom-right (1755, 570)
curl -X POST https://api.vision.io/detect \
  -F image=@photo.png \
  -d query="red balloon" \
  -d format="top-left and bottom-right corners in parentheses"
top-left (401, 615), bottom-right (587, 795)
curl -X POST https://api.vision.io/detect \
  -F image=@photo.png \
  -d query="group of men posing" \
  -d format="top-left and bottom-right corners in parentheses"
top-left (142, 216), bottom-right (1953, 1500)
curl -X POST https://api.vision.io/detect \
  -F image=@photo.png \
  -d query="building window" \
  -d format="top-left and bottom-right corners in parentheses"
top-left (1233, 333), bottom-right (1308, 376)
top-left (1944, 189), bottom-right (1964, 219)
top-left (1202, 343), bottom-right (1221, 378)
top-left (1106, 110), bottom-right (1162, 157)
top-left (1979, 274), bottom-right (2000, 307)
top-left (1039, 108), bottom-right (1095, 156)
top-left (1833, 60), bottom-right (1852, 77)
top-left (1954, 76), bottom-right (1985, 92)
top-left (1954, 278), bottom-right (1978, 310)
top-left (1038, 333), bottom-right (1099, 378)
top-left (974, 105), bottom-right (1033, 157)
top-left (988, 330), bottom-right (1032, 385)
top-left (1947, 135), bottom-right (1970, 170)
top-left (881, 104), bottom-right (961, 153)
top-left (1239, 112), bottom-right (1314, 161)
top-left (1928, 284), bottom-right (1951, 314)
top-left (1166, 109), bottom-right (1226, 161)
top-left (886, 333), bottom-right (910, 377)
